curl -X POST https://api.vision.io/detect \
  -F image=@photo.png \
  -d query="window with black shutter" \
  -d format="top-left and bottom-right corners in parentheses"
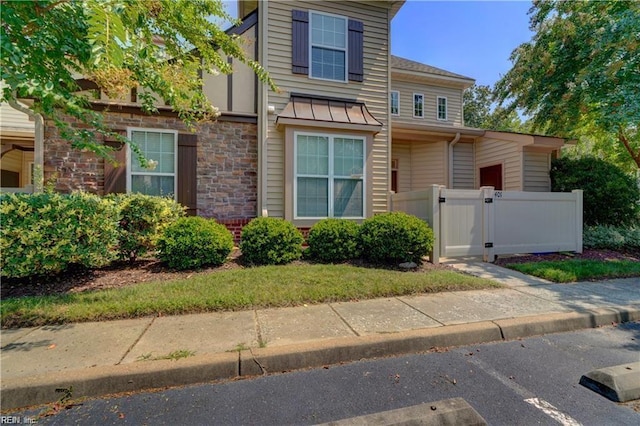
top-left (292, 9), bottom-right (363, 83)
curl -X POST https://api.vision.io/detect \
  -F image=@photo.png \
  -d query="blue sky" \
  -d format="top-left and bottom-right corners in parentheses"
top-left (391, 1), bottom-right (534, 87)
top-left (224, 0), bottom-right (535, 88)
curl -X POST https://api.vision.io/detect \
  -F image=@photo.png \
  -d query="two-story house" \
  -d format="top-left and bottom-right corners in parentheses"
top-left (0, 0), bottom-right (566, 238)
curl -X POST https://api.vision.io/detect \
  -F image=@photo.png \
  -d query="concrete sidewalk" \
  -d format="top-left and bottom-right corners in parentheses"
top-left (1, 260), bottom-right (639, 410)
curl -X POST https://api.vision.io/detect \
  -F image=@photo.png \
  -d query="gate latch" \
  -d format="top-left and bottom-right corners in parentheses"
top-left (484, 198), bottom-right (493, 204)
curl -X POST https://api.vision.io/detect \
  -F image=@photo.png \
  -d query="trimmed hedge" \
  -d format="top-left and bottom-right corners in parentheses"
top-left (108, 193), bottom-right (185, 261)
top-left (240, 217), bottom-right (304, 265)
top-left (550, 157), bottom-right (640, 227)
top-left (158, 217), bottom-right (234, 270)
top-left (358, 212), bottom-right (434, 264)
top-left (306, 218), bottom-right (360, 263)
top-left (0, 192), bottom-right (120, 278)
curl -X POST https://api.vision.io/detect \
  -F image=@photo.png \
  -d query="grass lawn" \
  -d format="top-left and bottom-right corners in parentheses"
top-left (1, 264), bottom-right (499, 328)
top-left (506, 259), bottom-right (640, 283)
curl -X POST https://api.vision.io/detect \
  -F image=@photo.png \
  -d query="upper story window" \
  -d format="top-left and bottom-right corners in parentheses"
top-left (413, 93), bottom-right (424, 118)
top-left (310, 12), bottom-right (347, 81)
top-left (390, 91), bottom-right (399, 115)
top-left (127, 128), bottom-right (177, 199)
top-left (437, 96), bottom-right (448, 121)
top-left (292, 10), bottom-right (364, 82)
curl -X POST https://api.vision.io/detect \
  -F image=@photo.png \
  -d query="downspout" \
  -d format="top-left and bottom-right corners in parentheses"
top-left (8, 95), bottom-right (44, 193)
top-left (258, 0), bottom-right (269, 217)
top-left (447, 132), bottom-right (460, 189)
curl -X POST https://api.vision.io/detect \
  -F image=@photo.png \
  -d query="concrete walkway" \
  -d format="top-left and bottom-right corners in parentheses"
top-left (1, 259), bottom-right (639, 410)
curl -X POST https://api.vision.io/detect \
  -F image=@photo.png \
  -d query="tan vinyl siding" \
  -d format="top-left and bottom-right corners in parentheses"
top-left (0, 103), bottom-right (35, 134)
top-left (391, 80), bottom-right (463, 127)
top-left (476, 138), bottom-right (522, 190)
top-left (203, 29), bottom-right (257, 114)
top-left (391, 141), bottom-right (411, 192)
top-left (411, 141), bottom-right (447, 188)
top-left (523, 149), bottom-right (550, 192)
top-left (1, 150), bottom-right (22, 173)
top-left (265, 0), bottom-right (390, 218)
top-left (453, 142), bottom-right (474, 189)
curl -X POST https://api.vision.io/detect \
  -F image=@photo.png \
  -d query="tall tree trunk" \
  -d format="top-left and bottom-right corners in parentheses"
top-left (618, 129), bottom-right (640, 170)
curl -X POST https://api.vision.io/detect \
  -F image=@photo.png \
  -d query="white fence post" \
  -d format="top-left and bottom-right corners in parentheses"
top-left (481, 186), bottom-right (495, 262)
top-left (430, 184), bottom-right (441, 264)
top-left (573, 189), bottom-right (583, 253)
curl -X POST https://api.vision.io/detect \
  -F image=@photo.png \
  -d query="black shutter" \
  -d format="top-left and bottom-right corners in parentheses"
top-left (348, 19), bottom-right (364, 82)
top-left (104, 141), bottom-right (127, 194)
top-left (177, 134), bottom-right (198, 216)
top-left (292, 10), bottom-right (309, 75)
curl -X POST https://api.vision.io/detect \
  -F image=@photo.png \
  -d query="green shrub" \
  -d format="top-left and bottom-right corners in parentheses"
top-left (108, 194), bottom-right (185, 261)
top-left (358, 212), bottom-right (434, 264)
top-left (306, 218), bottom-right (360, 263)
top-left (550, 157), bottom-right (640, 227)
top-left (240, 217), bottom-right (304, 265)
top-left (583, 225), bottom-right (640, 250)
top-left (0, 192), bottom-right (120, 278)
top-left (158, 217), bottom-right (234, 270)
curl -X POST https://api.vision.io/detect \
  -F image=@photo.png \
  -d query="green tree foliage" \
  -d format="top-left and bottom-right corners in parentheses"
top-left (1, 0), bottom-right (274, 161)
top-left (463, 84), bottom-right (529, 132)
top-left (550, 157), bottom-right (640, 227)
top-left (495, 0), bottom-right (640, 169)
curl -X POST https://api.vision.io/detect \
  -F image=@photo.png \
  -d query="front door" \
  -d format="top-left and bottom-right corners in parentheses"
top-left (480, 164), bottom-right (503, 190)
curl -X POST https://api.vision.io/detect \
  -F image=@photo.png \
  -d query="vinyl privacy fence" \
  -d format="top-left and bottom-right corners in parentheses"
top-left (390, 185), bottom-right (583, 263)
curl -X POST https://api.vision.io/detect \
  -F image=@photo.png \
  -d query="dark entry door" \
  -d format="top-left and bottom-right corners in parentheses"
top-left (480, 164), bottom-right (503, 190)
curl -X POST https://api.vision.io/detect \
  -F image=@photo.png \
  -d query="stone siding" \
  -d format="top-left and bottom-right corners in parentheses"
top-left (43, 111), bottom-right (258, 222)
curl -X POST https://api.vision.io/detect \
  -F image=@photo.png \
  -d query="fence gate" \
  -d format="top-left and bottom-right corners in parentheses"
top-left (439, 188), bottom-right (492, 258)
top-left (391, 185), bottom-right (583, 264)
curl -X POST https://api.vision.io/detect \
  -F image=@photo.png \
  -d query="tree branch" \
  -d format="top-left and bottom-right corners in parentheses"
top-left (618, 128), bottom-right (640, 170)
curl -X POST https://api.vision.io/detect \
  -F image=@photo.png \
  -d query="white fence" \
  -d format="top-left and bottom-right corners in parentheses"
top-left (391, 185), bottom-right (583, 264)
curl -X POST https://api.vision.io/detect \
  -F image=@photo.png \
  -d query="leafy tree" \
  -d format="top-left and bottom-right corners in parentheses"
top-left (1, 0), bottom-right (274, 162)
top-left (495, 0), bottom-right (640, 169)
top-left (463, 84), bottom-right (529, 132)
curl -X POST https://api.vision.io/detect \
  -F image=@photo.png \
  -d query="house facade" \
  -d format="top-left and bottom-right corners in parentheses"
top-left (0, 0), bottom-right (567, 237)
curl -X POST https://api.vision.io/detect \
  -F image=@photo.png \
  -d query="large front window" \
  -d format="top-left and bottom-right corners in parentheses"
top-left (310, 12), bottom-right (347, 81)
top-left (295, 133), bottom-right (365, 218)
top-left (127, 128), bottom-right (177, 198)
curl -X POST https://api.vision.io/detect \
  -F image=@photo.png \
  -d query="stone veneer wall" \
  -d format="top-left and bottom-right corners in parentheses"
top-left (43, 111), bottom-right (259, 226)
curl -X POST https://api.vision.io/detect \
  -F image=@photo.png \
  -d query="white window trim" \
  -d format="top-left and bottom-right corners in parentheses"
top-left (126, 127), bottom-right (178, 200)
top-left (437, 96), bottom-right (448, 121)
top-left (293, 131), bottom-right (366, 220)
top-left (413, 93), bottom-right (424, 118)
top-left (309, 10), bottom-right (349, 83)
top-left (390, 91), bottom-right (400, 116)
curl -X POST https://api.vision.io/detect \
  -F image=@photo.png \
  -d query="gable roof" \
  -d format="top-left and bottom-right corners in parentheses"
top-left (391, 55), bottom-right (475, 87)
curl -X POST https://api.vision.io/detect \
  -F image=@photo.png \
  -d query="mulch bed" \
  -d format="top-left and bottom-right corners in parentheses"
top-left (1, 250), bottom-right (455, 300)
top-left (494, 248), bottom-right (640, 266)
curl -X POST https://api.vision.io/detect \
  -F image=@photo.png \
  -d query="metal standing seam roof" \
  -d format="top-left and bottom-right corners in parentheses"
top-left (277, 94), bottom-right (383, 128)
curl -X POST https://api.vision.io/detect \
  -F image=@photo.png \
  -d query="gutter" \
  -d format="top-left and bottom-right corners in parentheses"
top-left (447, 132), bottom-right (461, 189)
top-left (8, 95), bottom-right (43, 192)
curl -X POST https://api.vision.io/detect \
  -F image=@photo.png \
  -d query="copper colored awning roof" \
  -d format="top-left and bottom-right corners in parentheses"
top-left (276, 93), bottom-right (383, 133)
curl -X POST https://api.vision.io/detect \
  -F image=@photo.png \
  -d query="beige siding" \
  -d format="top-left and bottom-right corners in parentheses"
top-left (265, 0), bottom-right (390, 218)
top-left (1, 150), bottom-right (22, 173)
top-left (391, 142), bottom-right (411, 192)
top-left (411, 141), bottom-right (447, 189)
top-left (391, 80), bottom-right (463, 127)
top-left (0, 102), bottom-right (35, 134)
top-left (203, 29), bottom-right (257, 114)
top-left (453, 142), bottom-right (474, 189)
top-left (523, 149), bottom-right (550, 192)
top-left (476, 138), bottom-right (522, 190)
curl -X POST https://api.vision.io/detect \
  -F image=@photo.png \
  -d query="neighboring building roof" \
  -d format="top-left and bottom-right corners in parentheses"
top-left (276, 93), bottom-right (383, 132)
top-left (391, 55), bottom-right (475, 86)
